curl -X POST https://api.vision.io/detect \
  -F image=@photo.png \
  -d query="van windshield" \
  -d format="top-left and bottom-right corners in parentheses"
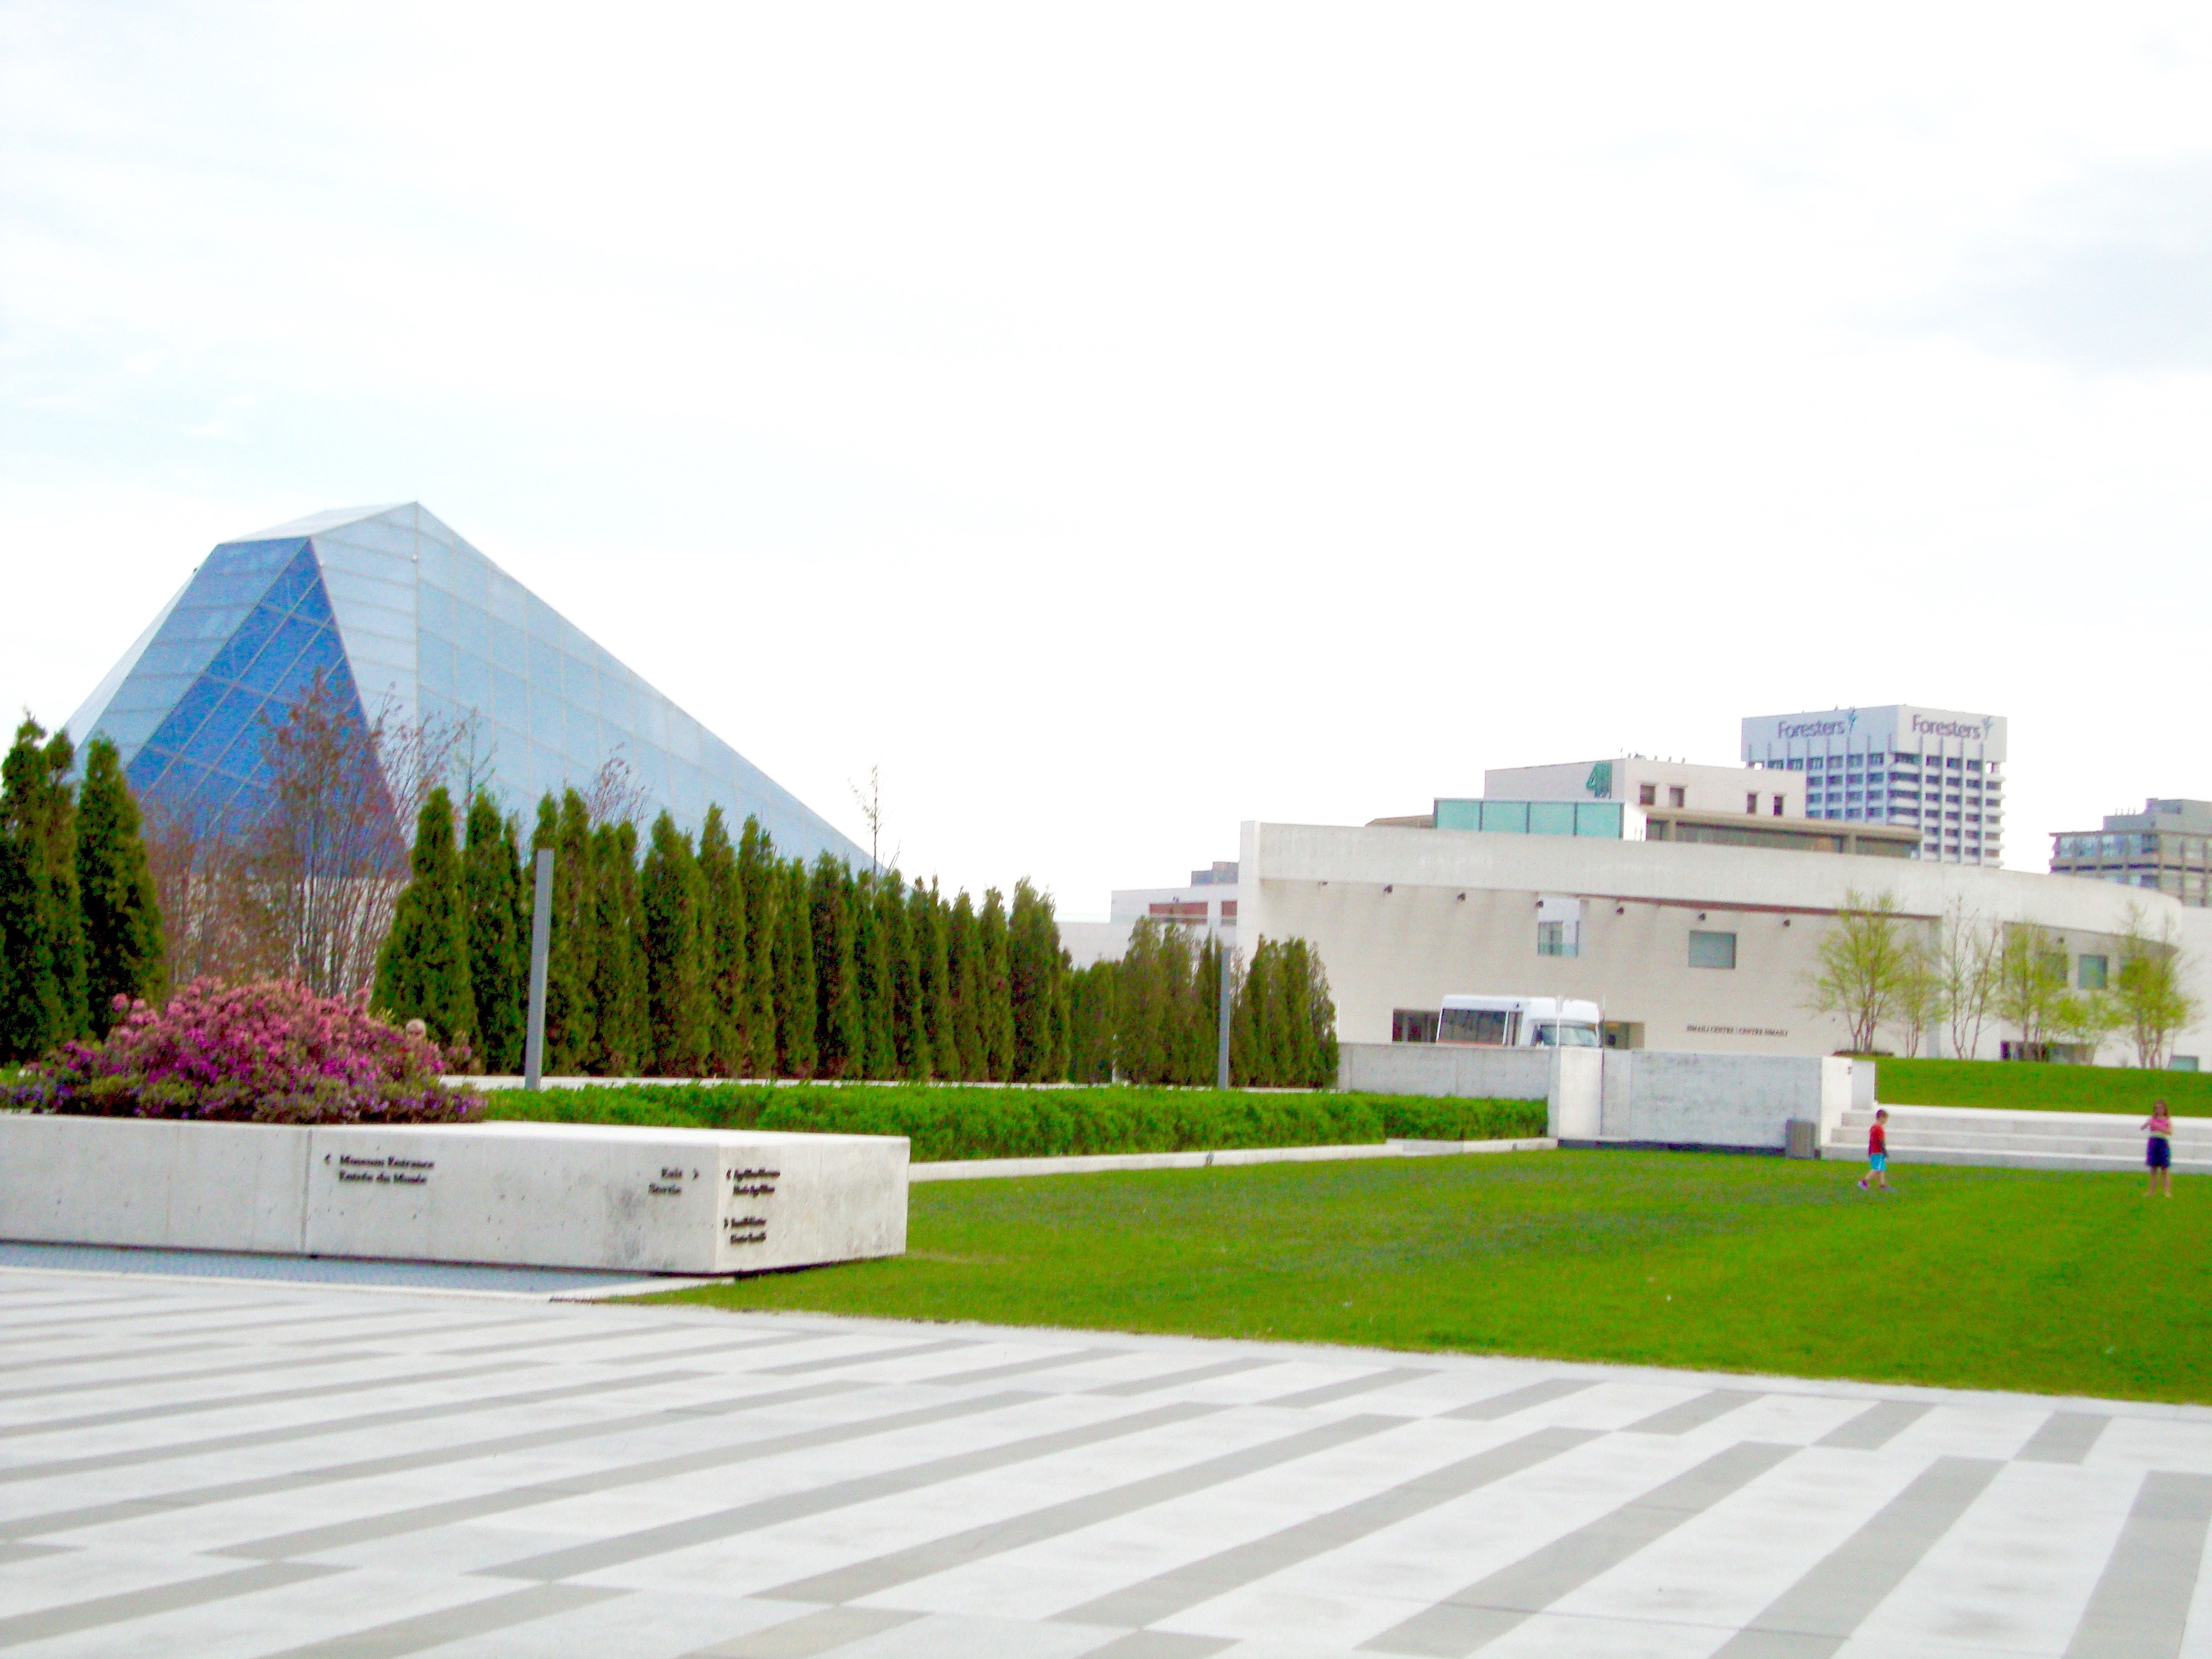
top-left (1532, 1021), bottom-right (1600, 1047)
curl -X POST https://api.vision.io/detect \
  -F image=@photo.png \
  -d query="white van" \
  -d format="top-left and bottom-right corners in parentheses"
top-left (1438, 994), bottom-right (1601, 1048)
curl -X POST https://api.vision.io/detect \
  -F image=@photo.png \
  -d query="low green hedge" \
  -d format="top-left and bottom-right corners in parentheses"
top-left (477, 1083), bottom-right (1546, 1161)
top-left (1875, 1057), bottom-right (2212, 1116)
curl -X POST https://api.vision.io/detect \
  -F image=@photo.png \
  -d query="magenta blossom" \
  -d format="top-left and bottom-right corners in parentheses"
top-left (9, 980), bottom-right (478, 1125)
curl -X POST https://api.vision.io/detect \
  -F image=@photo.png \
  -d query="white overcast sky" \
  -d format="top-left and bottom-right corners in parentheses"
top-left (4, 5), bottom-right (2210, 914)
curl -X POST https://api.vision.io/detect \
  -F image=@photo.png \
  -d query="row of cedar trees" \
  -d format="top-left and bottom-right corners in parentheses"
top-left (374, 787), bottom-right (1072, 1080)
top-left (0, 721), bottom-right (168, 1063)
top-left (373, 792), bottom-right (1339, 1088)
top-left (1065, 916), bottom-right (1340, 1089)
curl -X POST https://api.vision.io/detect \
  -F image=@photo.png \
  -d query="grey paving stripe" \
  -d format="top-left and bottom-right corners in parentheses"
top-left (0, 1344), bottom-right (385, 1400)
top-left (1364, 1439), bottom-right (1797, 1655)
top-left (1442, 1378), bottom-right (1595, 1421)
top-left (918, 1347), bottom-right (1123, 1387)
top-left (1, 1368), bottom-right (739, 1538)
top-left (0, 1364), bottom-right (710, 1486)
top-left (684, 1605), bottom-right (923, 1657)
top-left (2018, 1411), bottom-right (2111, 1466)
top-left (429, 1319), bottom-right (743, 1357)
top-left (253, 1582), bottom-right (627, 1658)
top-left (2064, 1471), bottom-right (2212, 1659)
top-left (223, 1387), bottom-right (1042, 1560)
top-left (1622, 1389), bottom-right (1762, 1435)
top-left (5, 1301), bottom-right (434, 1345)
top-left (0, 1337), bottom-right (233, 1380)
top-left (750, 1337), bottom-right (980, 1375)
top-left (765, 1412), bottom-right (1409, 1605)
top-left (481, 1398), bottom-right (1223, 1582)
top-left (1265, 1366), bottom-right (1438, 1408)
top-left (1090, 1357), bottom-right (1279, 1396)
top-left (1708, 1455), bottom-right (2005, 1659)
top-left (1081, 1634), bottom-right (1238, 1659)
top-left (0, 1359), bottom-right (530, 1441)
top-left (1814, 1401), bottom-right (1929, 1451)
top-left (0, 1295), bottom-right (300, 1336)
top-left (598, 1330), bottom-right (833, 1366)
top-left (0, 1559), bottom-right (341, 1648)
top-left (1062, 1426), bottom-right (1599, 1629)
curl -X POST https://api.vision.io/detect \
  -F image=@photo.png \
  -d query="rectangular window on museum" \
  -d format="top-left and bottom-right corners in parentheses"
top-left (2078, 954), bottom-right (2108, 990)
top-left (1537, 920), bottom-right (1579, 957)
top-left (1688, 930), bottom-right (1736, 969)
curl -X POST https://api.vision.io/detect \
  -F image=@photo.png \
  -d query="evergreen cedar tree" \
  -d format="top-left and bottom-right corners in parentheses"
top-left (0, 712), bottom-right (1339, 1086)
top-left (372, 801), bottom-right (1340, 1086)
top-left (75, 736), bottom-right (168, 1034)
top-left (372, 786), bottom-right (473, 1051)
top-left (1, 722), bottom-right (165, 1062)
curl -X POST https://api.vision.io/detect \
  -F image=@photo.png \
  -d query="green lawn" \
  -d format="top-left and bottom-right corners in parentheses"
top-left (650, 1151), bottom-right (2211, 1402)
top-left (1876, 1056), bottom-right (2212, 1115)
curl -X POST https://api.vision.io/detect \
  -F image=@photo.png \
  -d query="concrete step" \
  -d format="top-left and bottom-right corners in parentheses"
top-left (1824, 1103), bottom-right (2201, 1173)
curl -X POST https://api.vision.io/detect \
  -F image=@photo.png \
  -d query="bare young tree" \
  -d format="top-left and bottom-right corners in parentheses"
top-left (1991, 921), bottom-right (2071, 1058)
top-left (1806, 889), bottom-right (1911, 1053)
top-left (581, 753), bottom-right (650, 827)
top-left (1936, 899), bottom-right (1997, 1060)
top-left (2113, 905), bottom-right (2200, 1069)
top-left (1887, 934), bottom-right (1944, 1058)
top-left (139, 676), bottom-right (465, 1001)
top-left (849, 764), bottom-right (886, 877)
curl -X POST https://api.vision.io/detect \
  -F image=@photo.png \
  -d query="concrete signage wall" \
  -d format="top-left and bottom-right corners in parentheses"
top-left (1337, 1044), bottom-right (1552, 1102)
top-left (1336, 1044), bottom-right (1865, 1154)
top-left (0, 1117), bottom-right (907, 1275)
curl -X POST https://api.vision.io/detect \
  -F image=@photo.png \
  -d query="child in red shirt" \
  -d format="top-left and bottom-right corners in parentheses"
top-left (1856, 1107), bottom-right (1890, 1192)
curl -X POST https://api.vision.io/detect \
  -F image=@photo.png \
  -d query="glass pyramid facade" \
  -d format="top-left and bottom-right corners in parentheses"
top-left (66, 503), bottom-right (864, 864)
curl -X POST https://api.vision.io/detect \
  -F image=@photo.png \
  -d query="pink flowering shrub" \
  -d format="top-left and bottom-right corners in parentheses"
top-left (8, 980), bottom-right (478, 1124)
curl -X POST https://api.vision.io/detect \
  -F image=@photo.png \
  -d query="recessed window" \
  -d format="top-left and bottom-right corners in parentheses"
top-left (1772, 795), bottom-right (1784, 816)
top-left (1668, 786), bottom-right (1686, 807)
top-left (1392, 1009), bottom-right (1440, 1044)
top-left (1746, 792), bottom-right (1758, 815)
top-left (1638, 782), bottom-right (1656, 806)
top-left (1688, 930), bottom-right (1736, 969)
top-left (1537, 921), bottom-right (1579, 957)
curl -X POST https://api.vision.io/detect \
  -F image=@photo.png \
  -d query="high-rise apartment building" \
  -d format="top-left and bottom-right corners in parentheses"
top-left (2052, 800), bottom-right (2212, 906)
top-left (1739, 705), bottom-right (2005, 865)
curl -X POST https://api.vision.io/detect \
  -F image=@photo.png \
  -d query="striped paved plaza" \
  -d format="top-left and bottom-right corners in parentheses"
top-left (0, 1265), bottom-right (2207, 1657)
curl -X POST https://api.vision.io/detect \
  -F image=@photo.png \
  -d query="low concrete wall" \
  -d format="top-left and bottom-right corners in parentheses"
top-left (1597, 1051), bottom-right (1826, 1152)
top-left (0, 1117), bottom-right (907, 1275)
top-left (1339, 1043), bottom-right (1867, 1154)
top-left (1337, 1044), bottom-right (1552, 1100)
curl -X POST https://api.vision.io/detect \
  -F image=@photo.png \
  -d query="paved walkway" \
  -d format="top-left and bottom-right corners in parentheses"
top-left (0, 1267), bottom-right (2208, 1657)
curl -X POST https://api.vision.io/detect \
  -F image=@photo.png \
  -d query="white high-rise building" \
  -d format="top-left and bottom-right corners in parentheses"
top-left (1740, 705), bottom-right (2006, 865)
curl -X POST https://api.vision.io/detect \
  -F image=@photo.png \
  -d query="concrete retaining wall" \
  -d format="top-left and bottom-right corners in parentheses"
top-left (0, 1116), bottom-right (907, 1275)
top-left (1338, 1044), bottom-right (1865, 1153)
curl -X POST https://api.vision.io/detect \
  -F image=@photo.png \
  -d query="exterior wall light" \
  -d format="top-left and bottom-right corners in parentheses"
top-left (1456, 892), bottom-right (1467, 901)
top-left (1383, 885), bottom-right (1394, 893)
top-left (1697, 911), bottom-right (1707, 921)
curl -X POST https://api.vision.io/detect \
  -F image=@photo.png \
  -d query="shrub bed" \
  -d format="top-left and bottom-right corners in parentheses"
top-left (478, 1083), bottom-right (1546, 1160)
top-left (4, 980), bottom-right (476, 1125)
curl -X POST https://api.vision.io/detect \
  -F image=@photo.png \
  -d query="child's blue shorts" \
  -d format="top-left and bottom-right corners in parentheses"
top-left (1869, 1152), bottom-right (1888, 1172)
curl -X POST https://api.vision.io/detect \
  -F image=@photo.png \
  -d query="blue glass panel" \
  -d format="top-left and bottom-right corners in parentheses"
top-left (525, 593), bottom-right (562, 642)
top-left (418, 632), bottom-right (457, 696)
top-left (233, 613), bottom-right (327, 695)
top-left (491, 620), bottom-right (526, 676)
top-left (182, 570), bottom-right (280, 611)
top-left (446, 551), bottom-right (488, 608)
top-left (126, 743), bottom-right (176, 796)
top-left (493, 669), bottom-right (528, 732)
top-left (527, 633), bottom-right (561, 691)
top-left (529, 690), bottom-right (563, 751)
top-left (454, 646), bottom-right (492, 715)
top-left (599, 678), bottom-right (633, 733)
top-left (561, 654), bottom-right (597, 711)
top-left (264, 627), bottom-right (349, 705)
top-left (665, 709), bottom-right (702, 764)
top-left (143, 673), bottom-right (230, 759)
top-left (257, 550), bottom-right (322, 613)
top-left (486, 573), bottom-right (527, 628)
top-left (449, 598), bottom-right (489, 646)
top-left (1528, 802), bottom-right (1575, 837)
top-left (174, 689), bottom-right (260, 769)
top-left (419, 585), bottom-right (455, 639)
top-left (201, 600), bottom-right (290, 684)
top-left (418, 538), bottom-right (455, 590)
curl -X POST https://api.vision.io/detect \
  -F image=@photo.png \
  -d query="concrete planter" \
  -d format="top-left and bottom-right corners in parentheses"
top-left (0, 1115), bottom-right (906, 1275)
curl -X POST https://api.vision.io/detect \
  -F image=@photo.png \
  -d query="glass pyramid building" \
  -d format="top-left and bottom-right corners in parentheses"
top-left (66, 503), bottom-right (864, 863)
